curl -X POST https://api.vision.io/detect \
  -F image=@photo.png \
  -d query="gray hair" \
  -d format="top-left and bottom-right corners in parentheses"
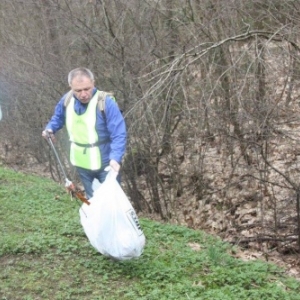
top-left (68, 67), bottom-right (94, 85)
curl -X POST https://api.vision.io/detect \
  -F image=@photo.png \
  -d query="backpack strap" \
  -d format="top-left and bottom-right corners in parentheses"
top-left (97, 91), bottom-right (107, 121)
top-left (97, 91), bottom-right (114, 122)
top-left (63, 90), bottom-right (73, 107)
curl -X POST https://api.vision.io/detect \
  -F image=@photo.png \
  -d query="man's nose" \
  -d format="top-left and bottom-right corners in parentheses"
top-left (80, 90), bottom-right (88, 98)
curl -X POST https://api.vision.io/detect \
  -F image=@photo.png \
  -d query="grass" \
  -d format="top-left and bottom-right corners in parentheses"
top-left (0, 166), bottom-right (300, 300)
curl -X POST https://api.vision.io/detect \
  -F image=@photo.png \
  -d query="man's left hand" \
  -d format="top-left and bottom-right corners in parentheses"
top-left (110, 159), bottom-right (120, 173)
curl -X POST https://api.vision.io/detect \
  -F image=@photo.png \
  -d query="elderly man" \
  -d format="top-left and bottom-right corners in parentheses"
top-left (42, 67), bottom-right (127, 198)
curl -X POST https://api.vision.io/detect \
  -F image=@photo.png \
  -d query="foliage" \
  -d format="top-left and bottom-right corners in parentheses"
top-left (0, 167), bottom-right (299, 300)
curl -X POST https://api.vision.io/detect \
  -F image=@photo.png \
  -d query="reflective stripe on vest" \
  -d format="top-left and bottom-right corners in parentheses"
top-left (66, 91), bottom-right (101, 170)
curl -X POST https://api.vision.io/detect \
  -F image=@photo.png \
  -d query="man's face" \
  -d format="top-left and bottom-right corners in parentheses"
top-left (70, 76), bottom-right (94, 104)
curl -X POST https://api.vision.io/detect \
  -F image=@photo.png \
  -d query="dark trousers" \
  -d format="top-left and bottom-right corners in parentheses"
top-left (76, 166), bottom-right (121, 199)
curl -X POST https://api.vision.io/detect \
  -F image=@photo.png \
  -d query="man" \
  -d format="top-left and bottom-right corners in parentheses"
top-left (42, 67), bottom-right (127, 199)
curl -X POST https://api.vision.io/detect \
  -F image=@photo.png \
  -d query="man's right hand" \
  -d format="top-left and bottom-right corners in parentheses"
top-left (42, 129), bottom-right (55, 142)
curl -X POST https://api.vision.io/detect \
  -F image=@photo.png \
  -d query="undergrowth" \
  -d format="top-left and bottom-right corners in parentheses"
top-left (0, 166), bottom-right (300, 299)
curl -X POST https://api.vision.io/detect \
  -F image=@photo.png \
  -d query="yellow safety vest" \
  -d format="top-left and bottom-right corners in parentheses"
top-left (66, 91), bottom-right (101, 170)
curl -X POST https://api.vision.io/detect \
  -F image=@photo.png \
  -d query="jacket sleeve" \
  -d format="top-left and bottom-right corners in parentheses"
top-left (45, 95), bottom-right (67, 133)
top-left (105, 96), bottom-right (127, 163)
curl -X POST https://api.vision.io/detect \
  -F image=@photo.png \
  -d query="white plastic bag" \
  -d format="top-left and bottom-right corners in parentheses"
top-left (79, 170), bottom-right (146, 260)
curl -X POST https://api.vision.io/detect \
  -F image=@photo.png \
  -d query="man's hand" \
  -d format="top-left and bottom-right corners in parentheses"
top-left (42, 129), bottom-right (56, 142)
top-left (109, 159), bottom-right (120, 173)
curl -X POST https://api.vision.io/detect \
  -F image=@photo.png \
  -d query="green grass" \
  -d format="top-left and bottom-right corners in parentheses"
top-left (0, 166), bottom-right (300, 300)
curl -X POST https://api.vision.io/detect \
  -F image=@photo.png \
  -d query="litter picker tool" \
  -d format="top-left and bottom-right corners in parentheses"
top-left (46, 132), bottom-right (90, 205)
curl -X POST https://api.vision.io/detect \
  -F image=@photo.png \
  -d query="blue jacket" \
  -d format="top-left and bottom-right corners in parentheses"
top-left (45, 88), bottom-right (127, 168)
